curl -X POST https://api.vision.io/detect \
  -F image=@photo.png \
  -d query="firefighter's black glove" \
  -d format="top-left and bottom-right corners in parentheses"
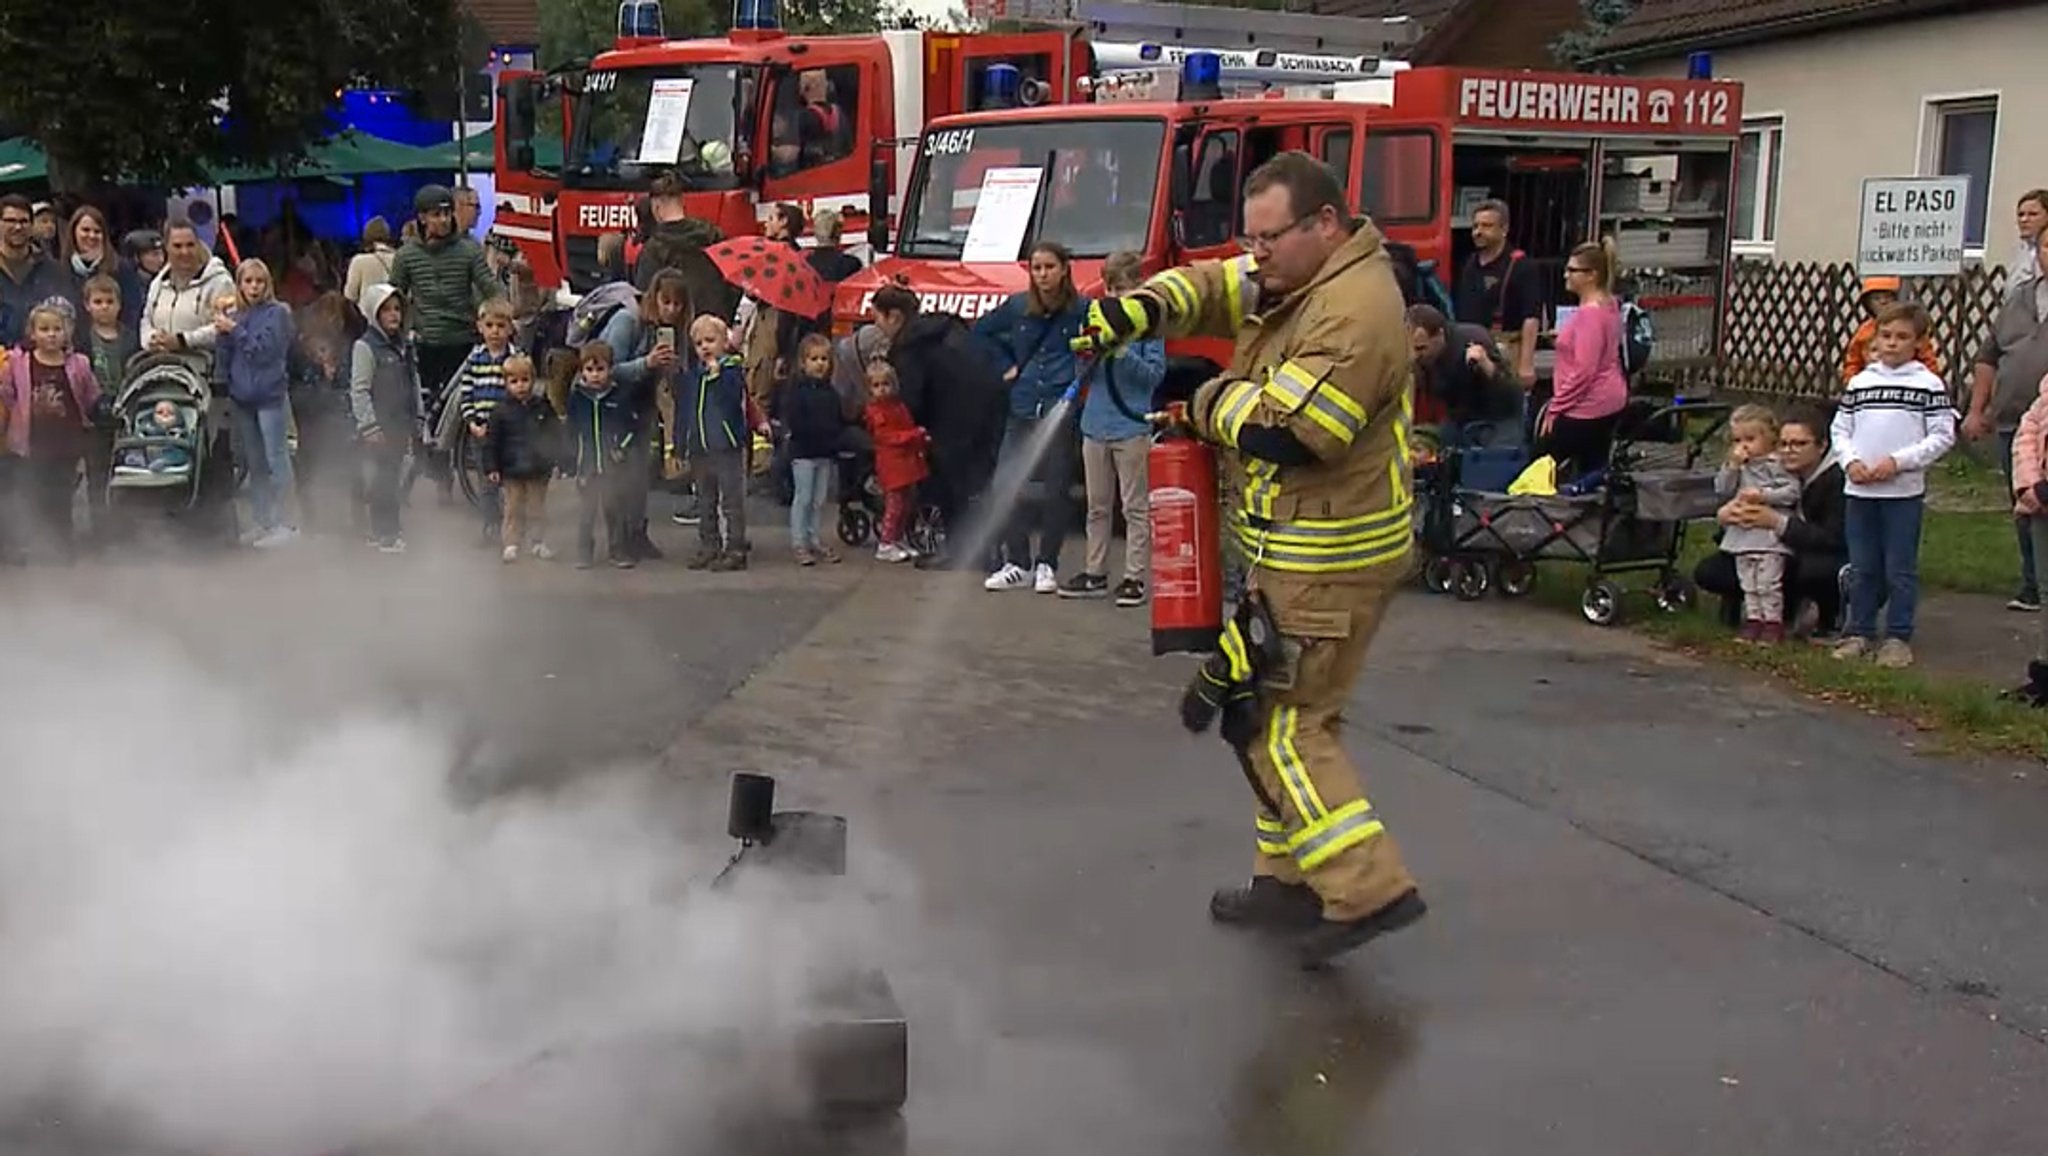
top-left (1071, 295), bottom-right (1161, 357)
top-left (1180, 654), bottom-right (1234, 734)
top-left (1217, 685), bottom-right (1263, 752)
top-left (1178, 618), bottom-right (1258, 734)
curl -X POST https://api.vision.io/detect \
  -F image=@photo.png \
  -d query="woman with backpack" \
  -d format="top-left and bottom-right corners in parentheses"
top-left (1534, 238), bottom-right (1630, 481)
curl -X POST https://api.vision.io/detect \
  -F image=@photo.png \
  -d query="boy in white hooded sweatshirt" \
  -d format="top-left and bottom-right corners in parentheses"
top-left (1830, 301), bottom-right (1957, 668)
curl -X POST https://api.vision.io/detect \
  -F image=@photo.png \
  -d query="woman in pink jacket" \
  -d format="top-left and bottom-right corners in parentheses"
top-left (2006, 371), bottom-right (2048, 704)
top-left (1538, 237), bottom-right (1630, 478)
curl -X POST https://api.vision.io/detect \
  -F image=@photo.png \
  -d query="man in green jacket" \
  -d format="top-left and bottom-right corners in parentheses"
top-left (390, 184), bottom-right (501, 498)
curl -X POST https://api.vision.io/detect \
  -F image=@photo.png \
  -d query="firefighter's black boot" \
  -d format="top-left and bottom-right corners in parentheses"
top-left (1295, 889), bottom-right (1428, 970)
top-left (1209, 877), bottom-right (1323, 931)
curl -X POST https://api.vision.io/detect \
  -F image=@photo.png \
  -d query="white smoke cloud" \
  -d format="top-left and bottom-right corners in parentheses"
top-left (0, 595), bottom-right (902, 1156)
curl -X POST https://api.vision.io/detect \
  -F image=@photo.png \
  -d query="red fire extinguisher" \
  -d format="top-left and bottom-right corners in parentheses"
top-left (1147, 415), bottom-right (1225, 656)
top-left (1079, 346), bottom-right (1227, 657)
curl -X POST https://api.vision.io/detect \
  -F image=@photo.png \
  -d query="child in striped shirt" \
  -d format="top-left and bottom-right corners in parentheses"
top-left (458, 297), bottom-right (518, 543)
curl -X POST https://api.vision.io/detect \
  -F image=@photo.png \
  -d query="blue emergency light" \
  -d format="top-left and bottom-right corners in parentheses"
top-left (1181, 51), bottom-right (1223, 101)
top-left (617, 0), bottom-right (663, 37)
top-left (734, 0), bottom-right (782, 31)
top-left (1686, 50), bottom-right (1712, 79)
top-left (982, 63), bottom-right (1021, 110)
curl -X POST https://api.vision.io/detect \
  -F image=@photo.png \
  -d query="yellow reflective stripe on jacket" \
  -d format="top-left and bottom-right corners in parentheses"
top-left (1255, 812), bottom-right (1290, 857)
top-left (1221, 255), bottom-right (1256, 330)
top-left (1254, 502), bottom-right (1411, 542)
top-left (1387, 389), bottom-right (1413, 506)
top-left (1288, 798), bottom-right (1385, 871)
top-left (1265, 704), bottom-right (1328, 821)
top-left (1261, 360), bottom-right (1369, 447)
top-left (1213, 379), bottom-right (1262, 447)
top-left (1239, 526), bottom-right (1412, 572)
top-left (1236, 501), bottom-right (1414, 572)
top-left (1219, 619), bottom-right (1254, 682)
top-left (1149, 269), bottom-right (1199, 326)
top-left (1243, 459), bottom-right (1281, 522)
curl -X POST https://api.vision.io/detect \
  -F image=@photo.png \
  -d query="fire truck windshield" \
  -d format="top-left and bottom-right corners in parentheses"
top-left (899, 119), bottom-right (1166, 260)
top-left (566, 64), bottom-right (748, 191)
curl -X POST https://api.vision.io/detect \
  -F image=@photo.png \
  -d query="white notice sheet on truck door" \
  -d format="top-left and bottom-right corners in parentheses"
top-left (637, 78), bottom-right (696, 165)
top-left (961, 167), bottom-right (1043, 264)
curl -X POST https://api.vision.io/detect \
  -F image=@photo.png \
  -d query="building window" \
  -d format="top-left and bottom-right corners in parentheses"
top-left (1925, 96), bottom-right (1998, 248)
top-left (1734, 117), bottom-right (1782, 247)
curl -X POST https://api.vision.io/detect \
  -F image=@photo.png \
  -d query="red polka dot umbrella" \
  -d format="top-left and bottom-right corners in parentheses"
top-left (703, 236), bottom-right (830, 318)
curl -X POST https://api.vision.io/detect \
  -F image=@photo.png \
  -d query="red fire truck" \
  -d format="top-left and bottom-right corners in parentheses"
top-left (836, 58), bottom-right (1745, 400)
top-left (490, 0), bottom-right (1406, 295)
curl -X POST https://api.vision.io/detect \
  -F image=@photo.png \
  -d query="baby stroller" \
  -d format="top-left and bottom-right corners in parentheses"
top-left (105, 353), bottom-right (238, 546)
top-left (834, 444), bottom-right (944, 556)
top-left (1417, 399), bottom-right (1730, 623)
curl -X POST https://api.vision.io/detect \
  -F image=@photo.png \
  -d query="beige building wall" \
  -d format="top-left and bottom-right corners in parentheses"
top-left (1631, 4), bottom-right (2048, 268)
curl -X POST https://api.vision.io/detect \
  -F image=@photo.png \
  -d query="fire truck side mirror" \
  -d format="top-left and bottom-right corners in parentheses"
top-left (867, 151), bottom-right (891, 255)
top-left (1165, 141), bottom-right (1195, 253)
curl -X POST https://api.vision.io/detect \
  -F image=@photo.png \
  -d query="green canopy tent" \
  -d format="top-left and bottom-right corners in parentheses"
top-left (0, 138), bottom-right (47, 184)
top-left (0, 132), bottom-right (452, 186)
top-left (417, 129), bottom-right (561, 171)
top-left (209, 132), bottom-right (443, 182)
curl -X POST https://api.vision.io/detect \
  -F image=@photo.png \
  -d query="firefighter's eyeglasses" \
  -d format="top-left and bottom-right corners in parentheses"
top-left (1238, 213), bottom-right (1317, 254)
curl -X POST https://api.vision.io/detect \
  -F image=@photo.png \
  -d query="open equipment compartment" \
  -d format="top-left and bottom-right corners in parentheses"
top-left (1595, 134), bottom-right (1738, 390)
top-left (1447, 131), bottom-right (1597, 334)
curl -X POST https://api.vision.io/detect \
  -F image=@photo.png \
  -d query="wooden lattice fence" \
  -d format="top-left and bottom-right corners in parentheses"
top-left (1717, 258), bottom-right (2010, 400)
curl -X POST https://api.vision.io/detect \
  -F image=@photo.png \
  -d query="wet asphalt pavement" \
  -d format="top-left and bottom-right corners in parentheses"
top-left (6, 499), bottom-right (2048, 1155)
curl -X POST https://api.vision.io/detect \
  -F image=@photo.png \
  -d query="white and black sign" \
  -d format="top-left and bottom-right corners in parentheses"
top-left (925, 129), bottom-right (976, 156)
top-left (858, 289), bottom-right (1007, 320)
top-left (577, 202), bottom-right (638, 230)
top-left (1857, 176), bottom-right (1970, 276)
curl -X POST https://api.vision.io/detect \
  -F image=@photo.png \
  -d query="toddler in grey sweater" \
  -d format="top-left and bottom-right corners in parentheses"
top-left (1716, 403), bottom-right (1804, 642)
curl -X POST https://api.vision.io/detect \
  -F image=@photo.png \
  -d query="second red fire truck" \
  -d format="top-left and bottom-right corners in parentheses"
top-left (836, 56), bottom-right (1746, 400)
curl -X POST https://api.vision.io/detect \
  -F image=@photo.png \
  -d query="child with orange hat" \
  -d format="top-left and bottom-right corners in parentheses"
top-left (1840, 276), bottom-right (1943, 384)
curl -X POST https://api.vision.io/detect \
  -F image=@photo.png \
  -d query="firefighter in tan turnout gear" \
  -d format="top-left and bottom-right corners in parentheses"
top-left (1074, 151), bottom-right (1426, 968)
